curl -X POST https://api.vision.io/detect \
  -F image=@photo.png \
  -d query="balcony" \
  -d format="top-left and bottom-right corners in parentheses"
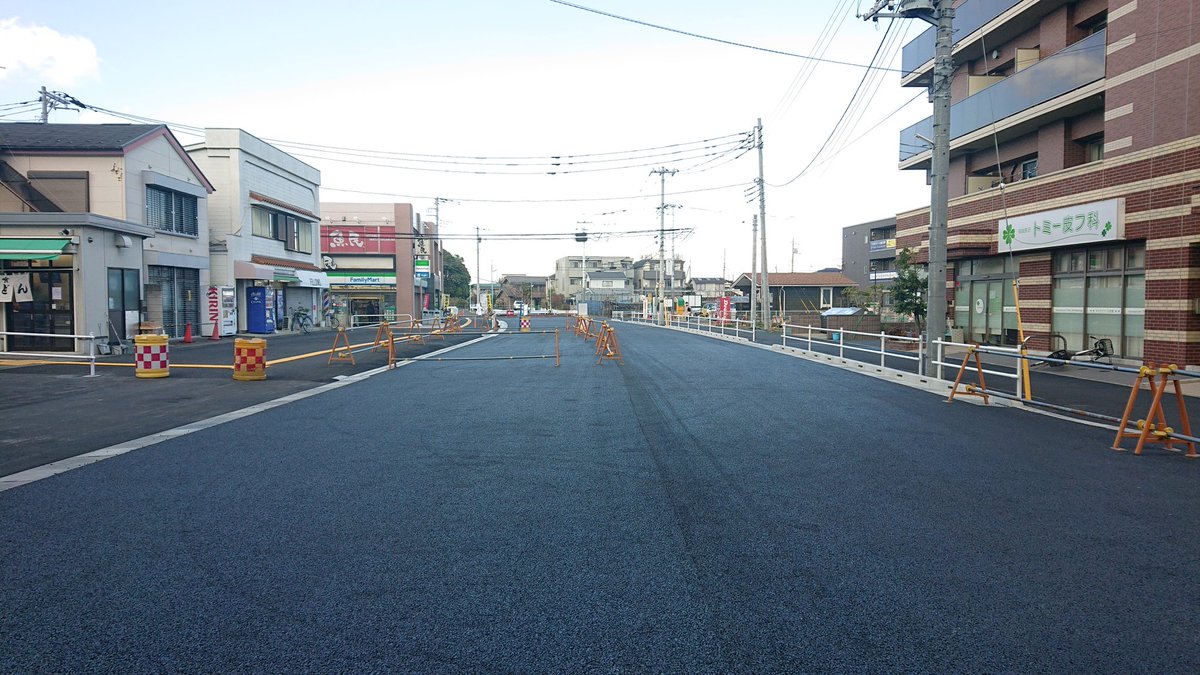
top-left (869, 238), bottom-right (896, 252)
top-left (901, 0), bottom-right (1023, 79)
top-left (899, 29), bottom-right (1106, 164)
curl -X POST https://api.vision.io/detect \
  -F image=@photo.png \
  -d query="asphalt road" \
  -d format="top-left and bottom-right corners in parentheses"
top-left (0, 323), bottom-right (485, 476)
top-left (1, 318), bottom-right (1198, 672)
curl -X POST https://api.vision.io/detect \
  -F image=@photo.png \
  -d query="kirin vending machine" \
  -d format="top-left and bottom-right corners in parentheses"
top-left (203, 286), bottom-right (238, 337)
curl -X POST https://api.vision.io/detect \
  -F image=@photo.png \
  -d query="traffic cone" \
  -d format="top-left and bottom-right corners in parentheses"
top-left (210, 320), bottom-right (221, 341)
top-left (183, 323), bottom-right (193, 343)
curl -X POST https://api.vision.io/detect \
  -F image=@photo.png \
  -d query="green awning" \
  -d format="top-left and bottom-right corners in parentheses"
top-left (274, 273), bottom-right (302, 283)
top-left (0, 238), bottom-right (69, 260)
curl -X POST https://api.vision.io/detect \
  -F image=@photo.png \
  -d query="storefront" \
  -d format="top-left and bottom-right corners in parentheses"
top-left (326, 272), bottom-right (397, 327)
top-left (1, 216), bottom-right (152, 353)
top-left (950, 198), bottom-right (1145, 359)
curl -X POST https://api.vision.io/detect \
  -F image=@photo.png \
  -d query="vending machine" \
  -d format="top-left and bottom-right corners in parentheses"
top-left (245, 287), bottom-right (276, 334)
top-left (203, 286), bottom-right (238, 337)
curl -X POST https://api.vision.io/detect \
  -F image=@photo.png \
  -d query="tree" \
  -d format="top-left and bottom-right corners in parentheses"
top-left (442, 251), bottom-right (471, 304)
top-left (891, 247), bottom-right (927, 334)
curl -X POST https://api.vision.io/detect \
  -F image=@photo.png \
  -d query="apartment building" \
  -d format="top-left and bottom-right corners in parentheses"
top-left (894, 0), bottom-right (1198, 364)
top-left (550, 254), bottom-right (633, 307)
top-left (842, 217), bottom-right (899, 288)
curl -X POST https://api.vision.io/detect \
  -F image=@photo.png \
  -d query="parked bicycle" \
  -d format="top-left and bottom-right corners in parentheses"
top-left (324, 311), bottom-right (340, 330)
top-left (290, 306), bottom-right (314, 333)
top-left (1037, 334), bottom-right (1114, 367)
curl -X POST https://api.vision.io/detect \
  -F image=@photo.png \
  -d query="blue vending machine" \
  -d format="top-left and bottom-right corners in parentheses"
top-left (246, 287), bottom-right (276, 334)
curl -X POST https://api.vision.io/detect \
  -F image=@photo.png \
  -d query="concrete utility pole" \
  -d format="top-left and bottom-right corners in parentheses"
top-left (861, 0), bottom-right (953, 373)
top-left (750, 215), bottom-right (758, 327)
top-left (476, 226), bottom-right (482, 314)
top-left (756, 119), bottom-right (770, 329)
top-left (38, 87), bottom-right (78, 123)
top-left (651, 167), bottom-right (676, 323)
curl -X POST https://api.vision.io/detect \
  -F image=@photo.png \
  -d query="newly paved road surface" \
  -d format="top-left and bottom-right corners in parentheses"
top-left (2, 318), bottom-right (1198, 672)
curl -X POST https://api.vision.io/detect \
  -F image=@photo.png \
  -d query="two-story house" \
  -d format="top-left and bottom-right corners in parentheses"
top-left (0, 123), bottom-right (213, 350)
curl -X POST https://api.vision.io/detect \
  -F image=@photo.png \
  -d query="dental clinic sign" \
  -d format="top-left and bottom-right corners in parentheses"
top-left (999, 198), bottom-right (1124, 252)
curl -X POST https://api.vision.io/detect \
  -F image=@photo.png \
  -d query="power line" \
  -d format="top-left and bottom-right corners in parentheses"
top-left (547, 0), bottom-right (903, 72)
top-left (320, 181), bottom-right (752, 204)
top-left (768, 19), bottom-right (897, 188)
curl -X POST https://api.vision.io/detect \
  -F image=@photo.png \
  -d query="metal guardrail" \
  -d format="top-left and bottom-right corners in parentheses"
top-left (782, 323), bottom-right (923, 374)
top-left (350, 313), bottom-right (414, 330)
top-left (0, 331), bottom-right (98, 377)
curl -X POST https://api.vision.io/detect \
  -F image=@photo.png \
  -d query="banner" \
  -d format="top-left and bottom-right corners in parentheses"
top-left (0, 273), bottom-right (32, 303)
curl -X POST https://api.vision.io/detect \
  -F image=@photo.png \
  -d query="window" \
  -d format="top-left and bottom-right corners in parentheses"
top-left (820, 287), bottom-right (833, 308)
top-left (602, 280), bottom-right (613, 288)
top-left (29, 171), bottom-right (89, 211)
top-left (146, 186), bottom-right (198, 236)
top-left (250, 207), bottom-right (313, 253)
top-left (1020, 158), bottom-right (1038, 180)
top-left (1085, 138), bottom-right (1104, 163)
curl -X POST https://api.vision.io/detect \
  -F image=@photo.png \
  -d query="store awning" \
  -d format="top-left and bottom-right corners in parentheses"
top-left (0, 238), bottom-right (69, 260)
top-left (274, 273), bottom-right (302, 283)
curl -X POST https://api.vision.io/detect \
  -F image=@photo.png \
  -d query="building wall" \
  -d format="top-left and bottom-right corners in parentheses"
top-left (897, 135), bottom-right (1200, 364)
top-left (1, 155), bottom-right (129, 219)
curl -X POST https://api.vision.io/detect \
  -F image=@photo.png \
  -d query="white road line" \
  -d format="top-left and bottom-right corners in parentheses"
top-left (0, 334), bottom-right (496, 494)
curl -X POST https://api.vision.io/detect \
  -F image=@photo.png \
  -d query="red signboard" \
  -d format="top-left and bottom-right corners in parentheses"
top-left (320, 225), bottom-right (396, 255)
top-left (718, 297), bottom-right (732, 323)
top-left (207, 286), bottom-right (220, 324)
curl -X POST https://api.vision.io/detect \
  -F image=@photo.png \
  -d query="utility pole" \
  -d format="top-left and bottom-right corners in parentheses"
top-left (476, 226), bottom-right (482, 315)
top-left (861, 0), bottom-right (953, 374)
top-left (38, 87), bottom-right (79, 123)
top-left (651, 167), bottom-right (677, 323)
top-left (755, 119), bottom-right (770, 328)
top-left (750, 215), bottom-right (758, 327)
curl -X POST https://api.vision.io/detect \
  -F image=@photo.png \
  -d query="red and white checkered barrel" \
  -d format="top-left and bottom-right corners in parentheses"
top-left (520, 315), bottom-right (531, 332)
top-left (134, 334), bottom-right (170, 379)
top-left (233, 338), bottom-right (267, 381)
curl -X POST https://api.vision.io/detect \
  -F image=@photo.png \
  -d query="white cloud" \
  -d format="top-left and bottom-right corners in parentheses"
top-left (0, 17), bottom-right (99, 86)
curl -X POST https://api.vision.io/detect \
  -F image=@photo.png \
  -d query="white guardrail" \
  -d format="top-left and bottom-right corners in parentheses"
top-left (0, 331), bottom-right (99, 377)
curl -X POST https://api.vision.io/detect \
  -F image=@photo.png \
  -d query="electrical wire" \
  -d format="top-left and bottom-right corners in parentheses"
top-left (773, 0), bottom-right (856, 119)
top-left (547, 0), bottom-right (903, 72)
top-left (319, 181), bottom-right (752, 204)
top-left (768, 19), bottom-right (896, 188)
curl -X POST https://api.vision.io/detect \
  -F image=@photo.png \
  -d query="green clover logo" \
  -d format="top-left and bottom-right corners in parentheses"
top-left (1002, 223), bottom-right (1016, 246)
top-left (1101, 221), bottom-right (1112, 237)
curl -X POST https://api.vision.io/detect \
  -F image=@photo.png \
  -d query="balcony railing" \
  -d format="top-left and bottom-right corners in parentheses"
top-left (899, 29), bottom-right (1106, 163)
top-left (901, 0), bottom-right (1023, 78)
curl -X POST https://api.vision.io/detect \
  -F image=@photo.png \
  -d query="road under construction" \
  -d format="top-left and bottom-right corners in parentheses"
top-left (0, 316), bottom-right (1197, 671)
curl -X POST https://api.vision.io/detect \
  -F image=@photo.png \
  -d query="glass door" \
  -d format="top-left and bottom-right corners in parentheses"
top-left (6, 270), bottom-right (74, 351)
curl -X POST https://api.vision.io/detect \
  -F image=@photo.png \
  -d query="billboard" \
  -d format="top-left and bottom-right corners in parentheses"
top-left (320, 225), bottom-right (397, 255)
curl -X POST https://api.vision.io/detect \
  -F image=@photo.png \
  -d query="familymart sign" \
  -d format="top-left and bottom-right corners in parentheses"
top-left (999, 198), bottom-right (1124, 252)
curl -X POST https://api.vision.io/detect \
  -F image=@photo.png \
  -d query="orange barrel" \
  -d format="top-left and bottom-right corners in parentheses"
top-left (233, 337), bottom-right (267, 381)
top-left (134, 333), bottom-right (170, 379)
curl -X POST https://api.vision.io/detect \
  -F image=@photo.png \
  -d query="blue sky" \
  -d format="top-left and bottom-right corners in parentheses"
top-left (0, 1), bottom-right (930, 283)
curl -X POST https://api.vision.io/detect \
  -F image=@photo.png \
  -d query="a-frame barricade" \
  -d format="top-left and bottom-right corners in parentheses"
top-left (1113, 363), bottom-right (1197, 456)
top-left (372, 320), bottom-right (391, 352)
top-left (596, 325), bottom-right (624, 366)
top-left (946, 344), bottom-right (989, 404)
top-left (328, 328), bottom-right (356, 365)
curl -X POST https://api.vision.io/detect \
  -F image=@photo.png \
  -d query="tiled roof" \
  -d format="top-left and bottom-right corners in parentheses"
top-left (0, 123), bottom-right (163, 152)
top-left (736, 272), bottom-right (857, 287)
top-left (251, 254), bottom-right (321, 271)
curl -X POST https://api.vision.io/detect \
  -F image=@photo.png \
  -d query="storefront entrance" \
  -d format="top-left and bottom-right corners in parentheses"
top-left (3, 267), bottom-right (75, 351)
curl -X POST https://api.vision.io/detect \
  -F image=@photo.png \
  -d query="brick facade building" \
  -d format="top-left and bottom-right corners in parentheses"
top-left (895, 0), bottom-right (1198, 365)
